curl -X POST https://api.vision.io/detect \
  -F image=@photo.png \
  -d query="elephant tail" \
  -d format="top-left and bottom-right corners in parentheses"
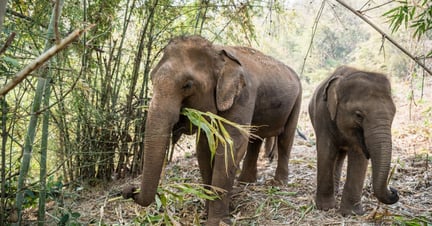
top-left (296, 127), bottom-right (307, 141)
top-left (266, 138), bottom-right (277, 163)
top-left (265, 128), bottom-right (309, 163)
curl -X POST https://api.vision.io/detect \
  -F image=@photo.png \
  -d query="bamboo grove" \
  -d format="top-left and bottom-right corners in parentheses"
top-left (0, 0), bottom-right (263, 223)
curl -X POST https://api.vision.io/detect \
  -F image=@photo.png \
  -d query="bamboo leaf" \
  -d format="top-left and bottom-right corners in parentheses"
top-left (2, 56), bottom-right (20, 68)
top-left (382, 7), bottom-right (400, 17)
top-left (218, 119), bottom-right (236, 172)
top-left (180, 108), bottom-right (259, 173)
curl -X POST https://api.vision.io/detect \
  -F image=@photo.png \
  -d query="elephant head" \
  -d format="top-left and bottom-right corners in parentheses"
top-left (122, 35), bottom-right (246, 206)
top-left (324, 66), bottom-right (399, 205)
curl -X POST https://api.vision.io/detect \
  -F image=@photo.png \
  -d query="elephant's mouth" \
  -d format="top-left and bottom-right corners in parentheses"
top-left (172, 114), bottom-right (196, 146)
top-left (356, 127), bottom-right (370, 159)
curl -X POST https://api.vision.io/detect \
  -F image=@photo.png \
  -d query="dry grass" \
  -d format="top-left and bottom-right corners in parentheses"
top-left (35, 77), bottom-right (432, 225)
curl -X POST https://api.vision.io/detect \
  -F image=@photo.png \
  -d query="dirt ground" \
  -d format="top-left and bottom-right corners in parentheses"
top-left (41, 77), bottom-right (431, 225)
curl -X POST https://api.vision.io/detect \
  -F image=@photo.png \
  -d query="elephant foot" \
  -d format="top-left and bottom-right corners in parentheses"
top-left (315, 196), bottom-right (337, 211)
top-left (339, 201), bottom-right (365, 216)
top-left (122, 185), bottom-right (137, 199)
top-left (273, 174), bottom-right (289, 185)
top-left (206, 218), bottom-right (232, 226)
top-left (266, 178), bottom-right (286, 186)
top-left (238, 173), bottom-right (257, 183)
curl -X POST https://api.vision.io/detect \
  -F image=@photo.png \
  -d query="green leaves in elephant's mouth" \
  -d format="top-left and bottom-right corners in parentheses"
top-left (180, 108), bottom-right (259, 173)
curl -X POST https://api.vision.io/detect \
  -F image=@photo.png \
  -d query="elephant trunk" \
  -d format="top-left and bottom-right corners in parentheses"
top-left (365, 124), bottom-right (399, 205)
top-left (133, 101), bottom-right (180, 206)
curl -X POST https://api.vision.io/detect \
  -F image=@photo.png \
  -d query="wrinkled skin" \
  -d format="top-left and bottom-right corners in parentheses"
top-left (122, 36), bottom-right (302, 225)
top-left (308, 66), bottom-right (399, 216)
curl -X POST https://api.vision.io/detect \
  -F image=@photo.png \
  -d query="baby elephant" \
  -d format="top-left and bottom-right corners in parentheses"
top-left (308, 66), bottom-right (399, 215)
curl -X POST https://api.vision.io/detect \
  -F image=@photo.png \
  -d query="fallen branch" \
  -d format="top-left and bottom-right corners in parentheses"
top-left (335, 0), bottom-right (432, 76)
top-left (0, 25), bottom-right (94, 97)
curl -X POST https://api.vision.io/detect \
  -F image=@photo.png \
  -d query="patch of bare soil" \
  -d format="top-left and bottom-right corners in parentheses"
top-left (50, 78), bottom-right (431, 225)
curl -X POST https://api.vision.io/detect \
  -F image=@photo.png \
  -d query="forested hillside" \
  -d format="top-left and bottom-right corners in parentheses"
top-left (0, 0), bottom-right (431, 225)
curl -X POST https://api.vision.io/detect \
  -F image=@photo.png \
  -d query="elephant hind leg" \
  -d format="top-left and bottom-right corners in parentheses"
top-left (273, 132), bottom-right (292, 183)
top-left (334, 151), bottom-right (347, 195)
top-left (238, 139), bottom-right (262, 183)
top-left (274, 96), bottom-right (301, 184)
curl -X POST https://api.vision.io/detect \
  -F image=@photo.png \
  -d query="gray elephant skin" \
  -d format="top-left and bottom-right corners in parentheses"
top-left (122, 35), bottom-right (302, 225)
top-left (308, 66), bottom-right (399, 215)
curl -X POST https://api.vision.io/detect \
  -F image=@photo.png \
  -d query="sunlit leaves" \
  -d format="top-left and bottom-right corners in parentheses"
top-left (181, 108), bottom-right (258, 172)
top-left (383, 0), bottom-right (432, 39)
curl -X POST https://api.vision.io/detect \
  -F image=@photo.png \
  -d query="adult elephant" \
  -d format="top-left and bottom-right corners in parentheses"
top-left (308, 66), bottom-right (399, 215)
top-left (123, 35), bottom-right (302, 225)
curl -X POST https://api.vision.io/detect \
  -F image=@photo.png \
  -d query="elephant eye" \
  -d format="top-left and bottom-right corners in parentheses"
top-left (354, 111), bottom-right (364, 121)
top-left (182, 80), bottom-right (193, 90)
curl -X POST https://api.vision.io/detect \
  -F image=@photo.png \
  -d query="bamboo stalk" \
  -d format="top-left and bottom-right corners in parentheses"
top-left (37, 76), bottom-right (51, 226)
top-left (15, 1), bottom-right (66, 224)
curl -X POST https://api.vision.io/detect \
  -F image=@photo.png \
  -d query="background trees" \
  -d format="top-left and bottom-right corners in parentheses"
top-left (0, 0), bottom-right (430, 224)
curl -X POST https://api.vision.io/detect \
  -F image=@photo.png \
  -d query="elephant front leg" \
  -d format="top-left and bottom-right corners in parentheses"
top-left (197, 136), bottom-right (213, 185)
top-left (334, 151), bottom-right (347, 194)
top-left (340, 149), bottom-right (368, 216)
top-left (206, 132), bottom-right (248, 225)
top-left (206, 154), bottom-right (237, 225)
top-left (315, 139), bottom-right (339, 211)
top-left (196, 134), bottom-right (216, 218)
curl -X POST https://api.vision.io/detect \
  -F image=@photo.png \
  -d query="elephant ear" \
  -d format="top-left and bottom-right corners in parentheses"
top-left (323, 75), bottom-right (341, 120)
top-left (216, 49), bottom-right (246, 111)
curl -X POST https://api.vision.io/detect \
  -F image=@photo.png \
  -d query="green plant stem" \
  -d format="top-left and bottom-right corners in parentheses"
top-left (0, 98), bottom-right (8, 226)
top-left (15, 1), bottom-right (64, 224)
top-left (38, 76), bottom-right (51, 225)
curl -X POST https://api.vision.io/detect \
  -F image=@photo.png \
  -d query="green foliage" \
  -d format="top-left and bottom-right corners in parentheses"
top-left (383, 0), bottom-right (432, 58)
top-left (1, 56), bottom-right (20, 73)
top-left (40, 177), bottom-right (83, 225)
top-left (384, 0), bottom-right (432, 39)
top-left (134, 182), bottom-right (221, 225)
top-left (22, 189), bottom-right (38, 207)
top-left (297, 204), bottom-right (315, 223)
top-left (392, 215), bottom-right (432, 226)
top-left (246, 186), bottom-right (297, 223)
top-left (57, 209), bottom-right (81, 226)
top-left (46, 176), bottom-right (63, 200)
top-left (384, 3), bottom-right (416, 33)
top-left (181, 108), bottom-right (258, 171)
